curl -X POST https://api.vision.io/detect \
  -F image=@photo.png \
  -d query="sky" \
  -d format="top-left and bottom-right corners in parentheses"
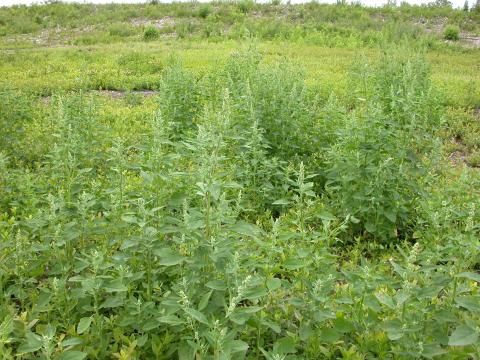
top-left (0, 0), bottom-right (468, 9)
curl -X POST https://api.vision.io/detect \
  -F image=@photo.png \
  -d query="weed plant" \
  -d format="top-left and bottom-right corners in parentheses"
top-left (0, 47), bottom-right (479, 359)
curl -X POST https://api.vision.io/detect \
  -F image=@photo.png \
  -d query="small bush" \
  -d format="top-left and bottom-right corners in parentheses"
top-left (198, 4), bottom-right (212, 19)
top-left (143, 25), bottom-right (160, 41)
top-left (444, 25), bottom-right (460, 40)
top-left (238, 0), bottom-right (255, 14)
top-left (467, 151), bottom-right (480, 167)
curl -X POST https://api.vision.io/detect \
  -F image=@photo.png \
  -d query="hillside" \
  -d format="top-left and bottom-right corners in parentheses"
top-left (0, 2), bottom-right (479, 359)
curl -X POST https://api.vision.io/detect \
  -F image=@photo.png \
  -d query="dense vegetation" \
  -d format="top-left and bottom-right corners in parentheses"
top-left (1, 1), bottom-right (480, 49)
top-left (0, 1), bottom-right (479, 359)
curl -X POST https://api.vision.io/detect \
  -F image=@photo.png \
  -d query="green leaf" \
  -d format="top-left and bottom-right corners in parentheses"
top-left (299, 323), bottom-right (313, 341)
top-left (229, 306), bottom-right (263, 325)
top-left (104, 279), bottom-right (128, 292)
top-left (76, 317), bottom-right (92, 335)
top-left (314, 309), bottom-right (336, 323)
top-left (178, 341), bottom-right (195, 360)
top-left (272, 199), bottom-right (290, 205)
top-left (365, 222), bottom-right (376, 233)
top-left (242, 286), bottom-right (267, 300)
top-left (321, 328), bottom-right (341, 343)
top-left (17, 332), bottom-right (42, 354)
top-left (205, 280), bottom-right (227, 291)
top-left (154, 248), bottom-right (184, 266)
top-left (448, 325), bottom-right (479, 346)
top-left (383, 319), bottom-right (404, 340)
top-left (266, 278), bottom-right (281, 291)
top-left (283, 257), bottom-right (308, 270)
top-left (422, 344), bottom-right (447, 359)
top-left (184, 308), bottom-right (209, 325)
top-left (121, 215), bottom-right (137, 224)
top-left (61, 338), bottom-right (84, 347)
top-left (375, 292), bottom-right (395, 309)
top-left (261, 319), bottom-right (281, 333)
top-left (229, 340), bottom-right (249, 353)
top-left (317, 209), bottom-right (336, 221)
top-left (456, 272), bottom-right (480, 283)
top-left (273, 336), bottom-right (296, 354)
top-left (198, 290), bottom-right (213, 311)
top-left (455, 296), bottom-right (480, 312)
top-left (332, 318), bottom-right (354, 333)
top-left (384, 209), bottom-right (396, 223)
top-left (157, 315), bottom-right (185, 326)
top-left (100, 295), bottom-right (125, 309)
top-left (56, 351), bottom-right (87, 360)
top-left (230, 221), bottom-right (261, 237)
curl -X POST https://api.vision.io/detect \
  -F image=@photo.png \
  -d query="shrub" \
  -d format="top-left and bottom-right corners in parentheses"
top-left (467, 151), bottom-right (480, 167)
top-left (237, 0), bottom-right (255, 14)
top-left (325, 52), bottom-right (439, 243)
top-left (157, 59), bottom-right (200, 136)
top-left (0, 88), bottom-right (34, 158)
top-left (444, 24), bottom-right (460, 40)
top-left (198, 4), bottom-right (212, 19)
top-left (143, 25), bottom-right (160, 41)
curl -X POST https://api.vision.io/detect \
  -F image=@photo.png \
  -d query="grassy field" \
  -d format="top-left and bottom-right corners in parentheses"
top-left (0, 1), bottom-right (480, 359)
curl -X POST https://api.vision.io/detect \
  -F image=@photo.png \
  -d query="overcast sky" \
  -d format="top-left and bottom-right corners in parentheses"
top-left (0, 0), bottom-right (469, 9)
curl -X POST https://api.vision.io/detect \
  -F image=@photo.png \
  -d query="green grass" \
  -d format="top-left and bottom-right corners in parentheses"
top-left (0, 2), bottom-right (479, 360)
top-left (1, 40), bottom-right (479, 106)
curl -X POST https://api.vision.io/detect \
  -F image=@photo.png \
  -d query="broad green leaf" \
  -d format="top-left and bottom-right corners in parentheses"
top-left (455, 296), bottom-right (480, 312)
top-left (448, 325), bottom-right (478, 346)
top-left (333, 318), bottom-right (354, 333)
top-left (375, 292), bottom-right (395, 309)
top-left (272, 199), bottom-right (290, 205)
top-left (121, 215), bottom-right (137, 224)
top-left (266, 278), bottom-right (281, 291)
top-left (76, 317), bottom-right (92, 335)
top-left (17, 332), bottom-right (42, 354)
top-left (230, 221), bottom-right (261, 237)
top-left (283, 258), bottom-right (308, 270)
top-left (317, 209), bottom-right (336, 221)
top-left (56, 351), bottom-right (87, 360)
top-left (242, 287), bottom-right (267, 300)
top-left (229, 340), bottom-right (249, 353)
top-left (417, 285), bottom-right (443, 300)
top-left (273, 336), bottom-right (296, 354)
top-left (433, 309), bottom-right (457, 324)
top-left (365, 222), bottom-right (376, 233)
top-left (184, 308), bottom-right (209, 325)
top-left (314, 310), bottom-right (335, 323)
top-left (229, 306), bottom-right (263, 325)
top-left (422, 344), bottom-right (447, 359)
top-left (100, 295), bottom-right (125, 309)
top-left (157, 315), bottom-right (185, 326)
top-left (198, 290), bottom-right (213, 311)
top-left (384, 209), bottom-right (396, 223)
top-left (299, 323), bottom-right (313, 341)
top-left (178, 341), bottom-right (195, 360)
top-left (154, 248), bottom-right (184, 266)
top-left (383, 319), bottom-right (403, 340)
top-left (104, 279), bottom-right (128, 292)
top-left (321, 328), bottom-right (341, 343)
top-left (205, 280), bottom-right (227, 291)
top-left (261, 319), bottom-right (281, 333)
top-left (456, 272), bottom-right (480, 283)
top-left (61, 338), bottom-right (84, 347)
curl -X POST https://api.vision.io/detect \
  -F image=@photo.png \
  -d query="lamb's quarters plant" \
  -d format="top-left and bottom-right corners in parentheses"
top-left (0, 44), bottom-right (479, 359)
top-left (444, 25), bottom-right (461, 40)
top-left (143, 25), bottom-right (160, 41)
